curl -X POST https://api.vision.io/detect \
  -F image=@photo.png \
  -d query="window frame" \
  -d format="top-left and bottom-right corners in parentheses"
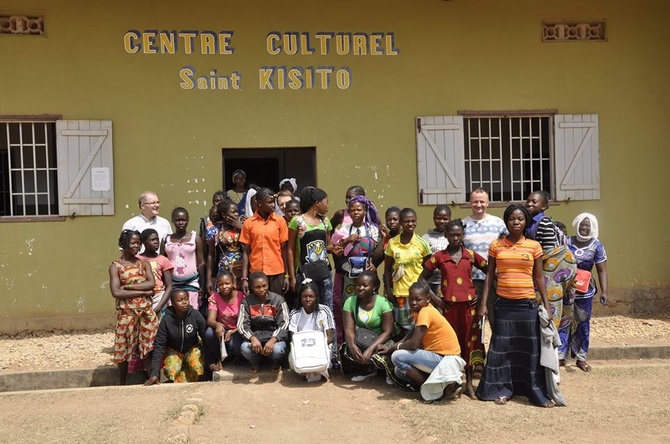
top-left (0, 115), bottom-right (64, 222)
top-left (459, 110), bottom-right (556, 204)
top-left (416, 110), bottom-right (600, 207)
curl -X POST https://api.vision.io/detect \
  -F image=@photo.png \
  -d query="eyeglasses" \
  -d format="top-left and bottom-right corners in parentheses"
top-left (143, 201), bottom-right (160, 206)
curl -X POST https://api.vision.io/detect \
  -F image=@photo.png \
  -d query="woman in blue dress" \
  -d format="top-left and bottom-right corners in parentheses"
top-left (564, 213), bottom-right (608, 372)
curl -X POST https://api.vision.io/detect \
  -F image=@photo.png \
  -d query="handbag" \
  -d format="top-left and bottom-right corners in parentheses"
top-left (229, 260), bottom-right (244, 279)
top-left (354, 327), bottom-right (379, 350)
top-left (300, 259), bottom-right (331, 281)
top-left (345, 225), bottom-right (373, 279)
top-left (574, 269), bottom-right (592, 294)
top-left (347, 256), bottom-right (368, 279)
top-left (353, 297), bottom-right (380, 349)
top-left (391, 264), bottom-right (405, 282)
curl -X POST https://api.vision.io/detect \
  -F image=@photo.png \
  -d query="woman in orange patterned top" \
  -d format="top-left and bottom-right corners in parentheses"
top-left (109, 229), bottom-right (159, 385)
top-left (475, 204), bottom-right (554, 408)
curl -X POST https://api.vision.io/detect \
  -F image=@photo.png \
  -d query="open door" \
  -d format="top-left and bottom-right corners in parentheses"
top-left (222, 147), bottom-right (316, 194)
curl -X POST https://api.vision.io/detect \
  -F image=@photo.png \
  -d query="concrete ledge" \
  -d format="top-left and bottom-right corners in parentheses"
top-left (0, 314), bottom-right (115, 335)
top-left (2, 345), bottom-right (669, 393)
top-left (588, 345), bottom-right (670, 360)
top-left (212, 367), bottom-right (283, 384)
top-left (0, 366), bottom-right (146, 393)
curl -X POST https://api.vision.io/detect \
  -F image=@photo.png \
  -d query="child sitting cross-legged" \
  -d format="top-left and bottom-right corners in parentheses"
top-left (145, 289), bottom-right (207, 385)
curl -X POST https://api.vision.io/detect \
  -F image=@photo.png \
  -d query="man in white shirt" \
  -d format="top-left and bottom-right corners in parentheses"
top-left (462, 188), bottom-right (506, 327)
top-left (122, 191), bottom-right (172, 249)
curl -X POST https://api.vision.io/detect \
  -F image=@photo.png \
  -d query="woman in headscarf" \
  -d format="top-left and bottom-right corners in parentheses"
top-left (279, 178), bottom-right (298, 195)
top-left (331, 195), bottom-right (386, 301)
top-left (226, 170), bottom-right (248, 216)
top-left (244, 186), bottom-right (258, 220)
top-left (565, 213), bottom-right (608, 372)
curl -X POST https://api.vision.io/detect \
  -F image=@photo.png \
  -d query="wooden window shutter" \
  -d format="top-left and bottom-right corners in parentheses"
top-left (553, 114), bottom-right (600, 201)
top-left (416, 116), bottom-right (466, 205)
top-left (56, 120), bottom-right (114, 216)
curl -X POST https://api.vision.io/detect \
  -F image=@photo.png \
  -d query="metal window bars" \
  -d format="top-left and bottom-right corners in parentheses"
top-left (464, 116), bottom-right (552, 202)
top-left (1, 122), bottom-right (58, 216)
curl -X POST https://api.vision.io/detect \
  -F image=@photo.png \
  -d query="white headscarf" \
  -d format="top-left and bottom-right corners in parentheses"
top-left (245, 188), bottom-right (257, 218)
top-left (279, 177), bottom-right (298, 193)
top-left (572, 212), bottom-right (599, 241)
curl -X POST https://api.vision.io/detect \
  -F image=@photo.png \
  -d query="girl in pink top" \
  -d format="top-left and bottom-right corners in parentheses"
top-left (204, 270), bottom-right (245, 370)
top-left (161, 207), bottom-right (205, 310)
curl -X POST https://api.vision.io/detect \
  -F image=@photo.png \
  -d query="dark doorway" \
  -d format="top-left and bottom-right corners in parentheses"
top-left (222, 147), bottom-right (316, 194)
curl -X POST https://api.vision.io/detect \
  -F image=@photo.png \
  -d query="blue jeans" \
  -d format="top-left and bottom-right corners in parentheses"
top-left (321, 275), bottom-right (334, 310)
top-left (392, 348), bottom-right (443, 380)
top-left (203, 327), bottom-right (243, 364)
top-left (240, 339), bottom-right (287, 367)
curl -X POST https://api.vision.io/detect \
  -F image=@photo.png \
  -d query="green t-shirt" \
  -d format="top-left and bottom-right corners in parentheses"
top-left (288, 216), bottom-right (333, 269)
top-left (343, 295), bottom-right (393, 334)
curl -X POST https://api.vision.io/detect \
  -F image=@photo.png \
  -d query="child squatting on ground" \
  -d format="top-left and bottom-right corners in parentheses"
top-left (146, 289), bottom-right (208, 385)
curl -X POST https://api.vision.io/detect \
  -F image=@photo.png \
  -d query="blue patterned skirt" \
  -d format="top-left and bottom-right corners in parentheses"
top-left (476, 297), bottom-right (551, 406)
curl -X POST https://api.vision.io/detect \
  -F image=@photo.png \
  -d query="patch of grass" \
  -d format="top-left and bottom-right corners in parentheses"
top-left (165, 402), bottom-right (205, 423)
top-left (164, 404), bottom-right (183, 421)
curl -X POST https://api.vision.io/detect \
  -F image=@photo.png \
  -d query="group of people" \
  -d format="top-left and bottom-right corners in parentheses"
top-left (109, 175), bottom-right (608, 406)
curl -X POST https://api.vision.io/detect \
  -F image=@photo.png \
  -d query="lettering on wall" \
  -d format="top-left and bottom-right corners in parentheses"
top-left (123, 30), bottom-right (400, 91)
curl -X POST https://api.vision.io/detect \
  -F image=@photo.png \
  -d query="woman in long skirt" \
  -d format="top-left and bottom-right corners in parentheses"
top-left (476, 204), bottom-right (555, 408)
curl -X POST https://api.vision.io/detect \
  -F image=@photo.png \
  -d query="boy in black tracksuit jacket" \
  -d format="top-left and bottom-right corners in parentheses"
top-left (237, 272), bottom-right (290, 372)
top-left (146, 290), bottom-right (207, 384)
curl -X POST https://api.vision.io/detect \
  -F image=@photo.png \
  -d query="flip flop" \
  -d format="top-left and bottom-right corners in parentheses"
top-left (494, 396), bottom-right (509, 405)
top-left (401, 383), bottom-right (418, 393)
top-left (443, 383), bottom-right (463, 400)
top-left (576, 361), bottom-right (592, 372)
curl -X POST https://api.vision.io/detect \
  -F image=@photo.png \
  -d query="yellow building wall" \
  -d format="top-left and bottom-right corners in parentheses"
top-left (0, 0), bottom-right (668, 330)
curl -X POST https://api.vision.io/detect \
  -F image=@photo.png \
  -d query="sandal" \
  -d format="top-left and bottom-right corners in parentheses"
top-left (443, 383), bottom-right (463, 400)
top-left (494, 396), bottom-right (509, 405)
top-left (576, 361), bottom-right (592, 372)
top-left (401, 383), bottom-right (418, 393)
top-left (248, 366), bottom-right (260, 374)
top-left (351, 371), bottom-right (376, 382)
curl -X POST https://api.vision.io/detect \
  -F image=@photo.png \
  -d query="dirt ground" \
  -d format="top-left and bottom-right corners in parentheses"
top-left (1, 361), bottom-right (669, 444)
top-left (2, 314), bottom-right (669, 372)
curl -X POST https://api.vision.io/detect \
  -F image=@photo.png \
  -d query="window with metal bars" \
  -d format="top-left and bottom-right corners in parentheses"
top-left (463, 116), bottom-right (552, 202)
top-left (0, 121), bottom-right (59, 216)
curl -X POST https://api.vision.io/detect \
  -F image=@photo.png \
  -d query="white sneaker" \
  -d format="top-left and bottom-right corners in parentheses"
top-left (351, 371), bottom-right (376, 382)
top-left (386, 376), bottom-right (394, 385)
